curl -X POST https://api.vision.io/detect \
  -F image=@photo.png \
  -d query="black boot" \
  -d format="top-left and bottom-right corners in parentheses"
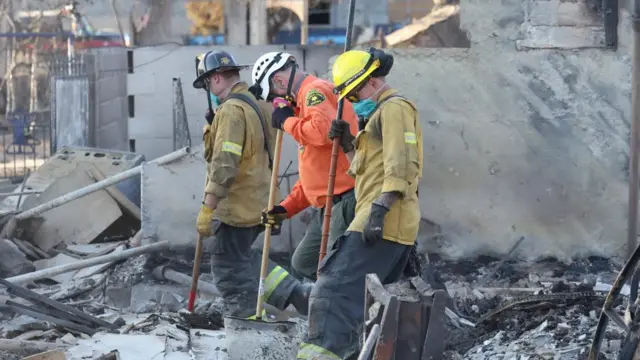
top-left (287, 282), bottom-right (312, 315)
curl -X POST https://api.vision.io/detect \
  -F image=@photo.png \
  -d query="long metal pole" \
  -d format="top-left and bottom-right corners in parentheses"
top-left (317, 0), bottom-right (357, 275)
top-left (301, 0), bottom-right (309, 45)
top-left (629, 0), bottom-right (640, 260)
top-left (6, 241), bottom-right (170, 284)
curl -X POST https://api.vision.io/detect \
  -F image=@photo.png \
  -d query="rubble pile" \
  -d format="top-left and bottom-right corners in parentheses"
top-left (433, 255), bottom-right (626, 360)
top-left (0, 148), bottom-right (635, 359)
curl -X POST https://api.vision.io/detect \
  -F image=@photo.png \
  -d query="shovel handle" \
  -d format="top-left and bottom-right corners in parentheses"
top-left (317, 0), bottom-right (357, 278)
top-left (188, 233), bottom-right (204, 312)
top-left (318, 138), bottom-right (340, 276)
top-left (256, 130), bottom-right (284, 319)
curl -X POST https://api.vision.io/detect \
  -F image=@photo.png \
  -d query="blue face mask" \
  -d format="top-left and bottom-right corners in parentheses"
top-left (351, 83), bottom-right (386, 118)
top-left (353, 100), bottom-right (376, 118)
top-left (209, 93), bottom-right (220, 107)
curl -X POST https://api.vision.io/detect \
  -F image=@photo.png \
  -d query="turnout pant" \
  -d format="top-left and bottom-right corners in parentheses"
top-left (207, 220), bottom-right (299, 318)
top-left (292, 190), bottom-right (356, 281)
top-left (296, 231), bottom-right (412, 359)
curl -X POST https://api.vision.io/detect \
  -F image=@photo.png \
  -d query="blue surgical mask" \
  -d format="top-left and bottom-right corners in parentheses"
top-left (352, 83), bottom-right (386, 119)
top-left (353, 100), bottom-right (376, 118)
top-left (209, 93), bottom-right (220, 107)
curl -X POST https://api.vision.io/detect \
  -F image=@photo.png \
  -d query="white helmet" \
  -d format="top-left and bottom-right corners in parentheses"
top-left (251, 51), bottom-right (296, 100)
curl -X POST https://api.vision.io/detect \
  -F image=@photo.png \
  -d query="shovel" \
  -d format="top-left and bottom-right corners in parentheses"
top-left (224, 130), bottom-right (301, 360)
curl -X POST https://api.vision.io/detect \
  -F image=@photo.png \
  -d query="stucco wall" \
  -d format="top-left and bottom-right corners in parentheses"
top-left (371, 0), bottom-right (633, 261)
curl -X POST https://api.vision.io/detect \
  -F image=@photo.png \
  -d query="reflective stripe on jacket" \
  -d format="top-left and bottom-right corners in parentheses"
top-left (203, 82), bottom-right (280, 226)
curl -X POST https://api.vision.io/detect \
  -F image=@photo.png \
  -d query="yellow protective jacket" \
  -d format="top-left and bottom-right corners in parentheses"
top-left (202, 82), bottom-right (279, 227)
top-left (347, 89), bottom-right (423, 245)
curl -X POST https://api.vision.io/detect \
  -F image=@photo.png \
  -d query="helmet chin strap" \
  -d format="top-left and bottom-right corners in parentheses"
top-left (204, 83), bottom-right (214, 121)
top-left (284, 66), bottom-right (297, 104)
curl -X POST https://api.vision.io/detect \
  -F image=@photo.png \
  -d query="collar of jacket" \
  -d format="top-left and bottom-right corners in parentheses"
top-left (295, 74), bottom-right (316, 103)
top-left (376, 87), bottom-right (399, 104)
top-left (228, 81), bottom-right (250, 96)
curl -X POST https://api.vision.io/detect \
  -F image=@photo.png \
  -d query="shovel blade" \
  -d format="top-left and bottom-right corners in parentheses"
top-left (224, 316), bottom-right (300, 360)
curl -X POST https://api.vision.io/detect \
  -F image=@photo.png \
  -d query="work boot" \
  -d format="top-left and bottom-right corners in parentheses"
top-left (287, 282), bottom-right (312, 315)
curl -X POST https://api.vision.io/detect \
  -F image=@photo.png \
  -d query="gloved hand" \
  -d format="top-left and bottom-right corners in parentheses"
top-left (272, 97), bottom-right (291, 110)
top-left (261, 205), bottom-right (288, 235)
top-left (204, 108), bottom-right (215, 125)
top-left (362, 203), bottom-right (389, 245)
top-left (196, 204), bottom-right (215, 236)
top-left (328, 119), bottom-right (355, 153)
top-left (271, 97), bottom-right (295, 130)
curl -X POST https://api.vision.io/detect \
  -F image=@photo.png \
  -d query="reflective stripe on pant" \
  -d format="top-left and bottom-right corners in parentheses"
top-left (207, 220), bottom-right (299, 317)
top-left (291, 190), bottom-right (356, 281)
top-left (296, 231), bottom-right (411, 359)
top-left (297, 343), bottom-right (341, 359)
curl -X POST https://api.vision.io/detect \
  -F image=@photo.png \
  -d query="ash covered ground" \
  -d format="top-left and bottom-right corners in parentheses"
top-left (422, 255), bottom-right (626, 360)
top-left (0, 250), bottom-right (633, 360)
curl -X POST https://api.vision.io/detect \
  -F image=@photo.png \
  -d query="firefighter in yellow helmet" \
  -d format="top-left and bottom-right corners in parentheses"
top-left (296, 48), bottom-right (423, 359)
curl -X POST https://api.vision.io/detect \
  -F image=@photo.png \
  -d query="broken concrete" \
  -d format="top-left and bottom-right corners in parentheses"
top-left (27, 167), bottom-right (123, 251)
top-left (0, 146), bottom-right (144, 217)
top-left (0, 239), bottom-right (35, 277)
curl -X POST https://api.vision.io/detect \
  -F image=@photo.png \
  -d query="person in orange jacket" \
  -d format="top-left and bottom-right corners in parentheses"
top-left (249, 51), bottom-right (358, 281)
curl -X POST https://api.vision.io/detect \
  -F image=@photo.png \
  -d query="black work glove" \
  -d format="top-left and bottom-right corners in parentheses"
top-left (204, 108), bottom-right (215, 125)
top-left (261, 205), bottom-right (288, 235)
top-left (362, 203), bottom-right (389, 245)
top-left (328, 119), bottom-right (355, 153)
top-left (271, 105), bottom-right (295, 130)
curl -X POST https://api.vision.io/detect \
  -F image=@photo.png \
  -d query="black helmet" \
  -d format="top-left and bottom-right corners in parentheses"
top-left (193, 50), bottom-right (250, 89)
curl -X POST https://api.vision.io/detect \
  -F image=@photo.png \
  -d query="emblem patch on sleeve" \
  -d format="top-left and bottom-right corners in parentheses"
top-left (305, 89), bottom-right (326, 107)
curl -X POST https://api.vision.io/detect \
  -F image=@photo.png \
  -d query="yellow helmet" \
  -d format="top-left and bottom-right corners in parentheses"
top-left (332, 50), bottom-right (381, 100)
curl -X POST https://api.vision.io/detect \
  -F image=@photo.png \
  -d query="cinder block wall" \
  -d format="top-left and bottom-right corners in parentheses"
top-left (127, 45), bottom-right (341, 159)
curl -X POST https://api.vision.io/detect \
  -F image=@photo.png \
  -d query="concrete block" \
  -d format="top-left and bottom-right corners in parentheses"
top-left (129, 137), bottom-right (173, 160)
top-left (106, 285), bottom-right (132, 308)
top-left (29, 167), bottom-right (122, 250)
top-left (128, 72), bottom-right (157, 96)
top-left (517, 24), bottom-right (606, 49)
top-left (95, 120), bottom-right (127, 151)
top-left (0, 239), bottom-right (34, 278)
top-left (527, 0), bottom-right (602, 27)
top-left (128, 112), bottom-right (172, 142)
top-left (96, 77), bottom-right (122, 103)
top-left (97, 98), bottom-right (125, 126)
top-left (130, 93), bottom-right (174, 122)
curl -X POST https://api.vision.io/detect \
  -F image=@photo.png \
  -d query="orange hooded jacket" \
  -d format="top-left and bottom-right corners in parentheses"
top-left (280, 75), bottom-right (358, 216)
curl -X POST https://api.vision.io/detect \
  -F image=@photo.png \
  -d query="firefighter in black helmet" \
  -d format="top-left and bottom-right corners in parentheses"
top-left (193, 50), bottom-right (311, 318)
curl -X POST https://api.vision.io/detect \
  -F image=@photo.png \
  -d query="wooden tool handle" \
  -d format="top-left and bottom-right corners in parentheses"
top-left (318, 139), bottom-right (340, 277)
top-left (187, 233), bottom-right (204, 312)
top-left (256, 130), bottom-right (284, 320)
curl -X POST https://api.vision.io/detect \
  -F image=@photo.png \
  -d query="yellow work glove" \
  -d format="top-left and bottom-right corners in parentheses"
top-left (196, 204), bottom-right (215, 236)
